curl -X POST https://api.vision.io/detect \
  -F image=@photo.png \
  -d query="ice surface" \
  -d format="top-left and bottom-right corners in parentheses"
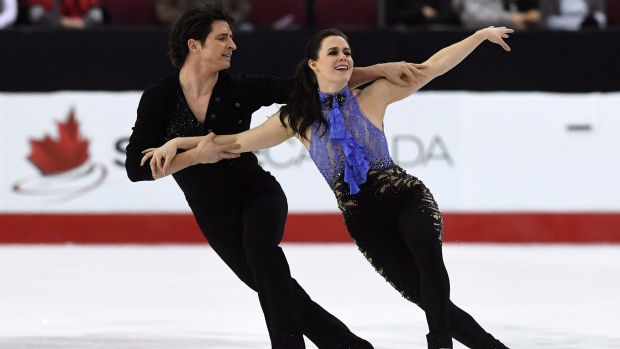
top-left (1, 244), bottom-right (618, 348)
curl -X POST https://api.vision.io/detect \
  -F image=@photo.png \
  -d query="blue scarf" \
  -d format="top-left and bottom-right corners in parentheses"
top-left (318, 87), bottom-right (369, 194)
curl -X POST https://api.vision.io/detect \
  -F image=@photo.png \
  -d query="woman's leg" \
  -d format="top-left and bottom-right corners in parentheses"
top-left (346, 188), bottom-right (507, 348)
top-left (398, 184), bottom-right (507, 349)
top-left (348, 211), bottom-right (452, 348)
top-left (396, 187), bottom-right (508, 348)
top-left (396, 189), bottom-right (452, 348)
top-left (449, 303), bottom-right (509, 349)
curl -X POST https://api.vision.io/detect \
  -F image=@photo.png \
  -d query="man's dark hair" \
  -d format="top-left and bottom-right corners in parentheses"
top-left (168, 2), bottom-right (236, 68)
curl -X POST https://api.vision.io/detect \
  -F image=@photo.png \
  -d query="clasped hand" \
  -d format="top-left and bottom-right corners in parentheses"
top-left (141, 133), bottom-right (241, 177)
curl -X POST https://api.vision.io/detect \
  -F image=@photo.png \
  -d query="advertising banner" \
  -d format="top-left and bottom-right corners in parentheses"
top-left (1, 92), bottom-right (619, 242)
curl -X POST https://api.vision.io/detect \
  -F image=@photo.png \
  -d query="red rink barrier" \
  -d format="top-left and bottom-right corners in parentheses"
top-left (0, 213), bottom-right (619, 244)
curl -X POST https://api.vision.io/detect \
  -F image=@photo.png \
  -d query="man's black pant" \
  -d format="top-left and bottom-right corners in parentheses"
top-left (189, 171), bottom-right (372, 349)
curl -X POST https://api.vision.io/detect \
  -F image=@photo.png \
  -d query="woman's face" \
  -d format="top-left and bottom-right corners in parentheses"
top-left (309, 35), bottom-right (353, 91)
top-left (192, 20), bottom-right (237, 70)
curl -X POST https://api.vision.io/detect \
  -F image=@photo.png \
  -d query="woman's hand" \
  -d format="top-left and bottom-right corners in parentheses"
top-left (140, 134), bottom-right (241, 177)
top-left (480, 26), bottom-right (514, 51)
top-left (140, 138), bottom-right (181, 175)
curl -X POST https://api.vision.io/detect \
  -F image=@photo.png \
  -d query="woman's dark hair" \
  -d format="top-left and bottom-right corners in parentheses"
top-left (168, 2), bottom-right (236, 68)
top-left (280, 29), bottom-right (349, 140)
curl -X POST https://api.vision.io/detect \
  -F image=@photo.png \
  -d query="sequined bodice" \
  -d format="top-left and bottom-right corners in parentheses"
top-left (309, 88), bottom-right (393, 191)
top-left (164, 91), bottom-right (205, 141)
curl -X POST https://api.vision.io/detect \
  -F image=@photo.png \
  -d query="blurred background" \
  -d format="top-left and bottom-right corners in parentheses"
top-left (1, 0), bottom-right (620, 244)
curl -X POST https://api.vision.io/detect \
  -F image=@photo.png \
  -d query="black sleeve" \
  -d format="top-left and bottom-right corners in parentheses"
top-left (244, 74), bottom-right (295, 106)
top-left (125, 84), bottom-right (170, 182)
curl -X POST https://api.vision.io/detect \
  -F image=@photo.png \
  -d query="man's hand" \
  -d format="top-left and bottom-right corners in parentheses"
top-left (381, 61), bottom-right (428, 87)
top-left (193, 133), bottom-right (241, 164)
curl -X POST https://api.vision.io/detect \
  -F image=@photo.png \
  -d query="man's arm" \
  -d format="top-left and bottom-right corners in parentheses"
top-left (349, 62), bottom-right (428, 88)
top-left (141, 133), bottom-right (241, 177)
top-left (126, 86), bottom-right (169, 182)
top-left (251, 62), bottom-right (427, 106)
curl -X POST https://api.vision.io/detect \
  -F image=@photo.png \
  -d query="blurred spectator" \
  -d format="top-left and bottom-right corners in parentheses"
top-left (155, 0), bottom-right (252, 30)
top-left (27, 0), bottom-right (104, 29)
top-left (248, 0), bottom-right (306, 29)
top-left (98, 0), bottom-right (159, 26)
top-left (541, 0), bottom-right (606, 30)
top-left (385, 0), bottom-right (461, 29)
top-left (314, 0), bottom-right (375, 28)
top-left (0, 0), bottom-right (18, 29)
top-left (459, 0), bottom-right (540, 30)
top-left (154, 0), bottom-right (195, 26)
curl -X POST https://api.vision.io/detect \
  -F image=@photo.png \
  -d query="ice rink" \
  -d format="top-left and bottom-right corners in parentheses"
top-left (1, 243), bottom-right (618, 348)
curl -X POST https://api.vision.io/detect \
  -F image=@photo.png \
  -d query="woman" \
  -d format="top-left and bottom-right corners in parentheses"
top-left (127, 3), bottom-right (429, 348)
top-left (143, 26), bottom-right (513, 349)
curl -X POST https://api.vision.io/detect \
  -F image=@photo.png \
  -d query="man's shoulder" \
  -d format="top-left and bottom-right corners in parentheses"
top-left (148, 71), bottom-right (179, 91)
top-left (141, 72), bottom-right (178, 98)
top-left (138, 72), bottom-right (179, 109)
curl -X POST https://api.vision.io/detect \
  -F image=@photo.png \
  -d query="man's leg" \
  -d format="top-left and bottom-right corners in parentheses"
top-left (191, 198), bottom-right (305, 349)
top-left (242, 175), bottom-right (372, 349)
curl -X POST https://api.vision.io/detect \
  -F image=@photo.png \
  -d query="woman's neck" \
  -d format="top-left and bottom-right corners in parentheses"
top-left (317, 82), bottom-right (348, 94)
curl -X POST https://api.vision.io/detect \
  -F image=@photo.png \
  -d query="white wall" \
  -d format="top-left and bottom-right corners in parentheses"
top-left (1, 91), bottom-right (618, 213)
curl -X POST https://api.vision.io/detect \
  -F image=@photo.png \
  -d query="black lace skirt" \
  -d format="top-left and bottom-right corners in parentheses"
top-left (330, 164), bottom-right (444, 304)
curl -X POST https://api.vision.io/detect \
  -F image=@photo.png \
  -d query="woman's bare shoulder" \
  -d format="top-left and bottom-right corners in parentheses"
top-left (355, 81), bottom-right (390, 127)
top-left (356, 79), bottom-right (392, 105)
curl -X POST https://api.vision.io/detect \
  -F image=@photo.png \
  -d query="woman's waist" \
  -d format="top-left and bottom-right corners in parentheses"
top-left (331, 165), bottom-right (427, 210)
top-left (329, 164), bottom-right (415, 192)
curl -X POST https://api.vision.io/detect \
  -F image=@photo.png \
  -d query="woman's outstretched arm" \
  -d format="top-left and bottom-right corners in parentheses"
top-left (140, 112), bottom-right (290, 177)
top-left (211, 111), bottom-right (293, 154)
top-left (366, 26), bottom-right (513, 108)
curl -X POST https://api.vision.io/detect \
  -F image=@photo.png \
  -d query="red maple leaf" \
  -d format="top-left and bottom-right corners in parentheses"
top-left (28, 109), bottom-right (90, 175)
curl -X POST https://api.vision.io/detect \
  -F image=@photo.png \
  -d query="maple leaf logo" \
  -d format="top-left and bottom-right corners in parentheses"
top-left (28, 109), bottom-right (90, 175)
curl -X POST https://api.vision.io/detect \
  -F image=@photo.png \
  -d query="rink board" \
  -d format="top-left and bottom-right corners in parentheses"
top-left (1, 213), bottom-right (619, 243)
top-left (1, 91), bottom-right (619, 243)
